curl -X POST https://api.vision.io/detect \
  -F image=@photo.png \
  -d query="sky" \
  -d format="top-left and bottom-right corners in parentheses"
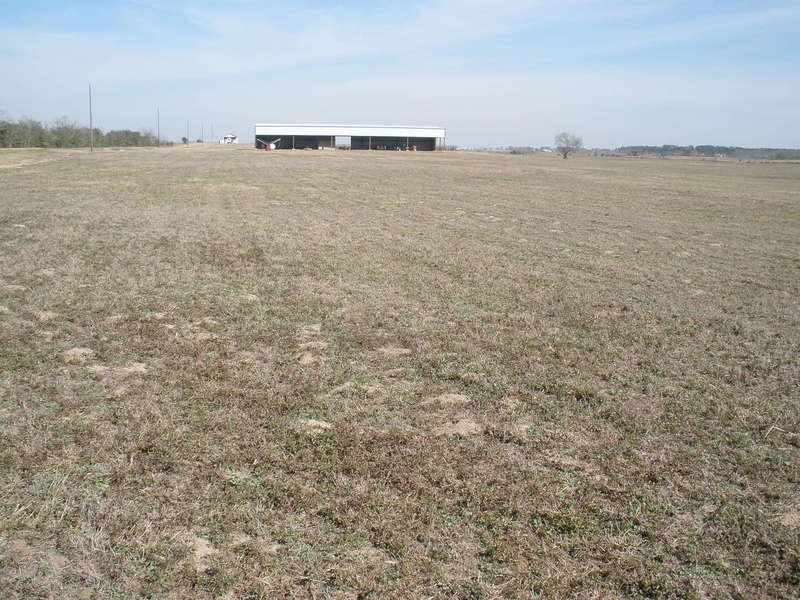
top-left (0, 0), bottom-right (798, 148)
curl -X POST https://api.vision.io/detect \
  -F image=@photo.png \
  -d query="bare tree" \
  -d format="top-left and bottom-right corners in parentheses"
top-left (554, 132), bottom-right (583, 159)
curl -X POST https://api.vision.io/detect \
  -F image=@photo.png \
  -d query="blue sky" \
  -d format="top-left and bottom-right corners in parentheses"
top-left (0, 0), bottom-right (798, 147)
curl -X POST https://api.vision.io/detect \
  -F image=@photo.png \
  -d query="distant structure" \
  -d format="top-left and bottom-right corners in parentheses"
top-left (254, 124), bottom-right (446, 151)
top-left (220, 134), bottom-right (238, 144)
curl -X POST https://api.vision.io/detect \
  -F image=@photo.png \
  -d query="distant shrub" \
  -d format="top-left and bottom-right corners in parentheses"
top-left (0, 111), bottom-right (163, 147)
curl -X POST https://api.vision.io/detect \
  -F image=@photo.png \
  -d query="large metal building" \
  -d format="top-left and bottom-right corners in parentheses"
top-left (254, 124), bottom-right (446, 151)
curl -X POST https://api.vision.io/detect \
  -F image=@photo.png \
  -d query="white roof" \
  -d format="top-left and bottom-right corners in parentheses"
top-left (255, 124), bottom-right (445, 138)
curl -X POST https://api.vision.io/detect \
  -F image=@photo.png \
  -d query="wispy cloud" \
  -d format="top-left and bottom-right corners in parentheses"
top-left (595, 4), bottom-right (800, 54)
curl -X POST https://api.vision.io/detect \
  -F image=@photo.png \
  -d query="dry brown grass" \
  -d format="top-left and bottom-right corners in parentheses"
top-left (1, 144), bottom-right (798, 599)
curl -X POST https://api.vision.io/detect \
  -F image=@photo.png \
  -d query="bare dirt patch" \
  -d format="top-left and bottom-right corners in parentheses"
top-left (377, 347), bottom-right (412, 358)
top-left (189, 535), bottom-right (218, 574)
top-left (195, 316), bottom-right (219, 327)
top-left (87, 362), bottom-right (148, 380)
top-left (32, 310), bottom-right (59, 322)
top-left (430, 392), bottom-right (470, 406)
top-left (296, 351), bottom-right (317, 365)
top-left (329, 381), bottom-right (356, 395)
top-left (779, 508), bottom-right (800, 528)
top-left (382, 367), bottom-right (408, 377)
top-left (300, 323), bottom-right (322, 336)
top-left (434, 418), bottom-right (482, 437)
top-left (293, 418), bottom-right (334, 434)
top-left (190, 331), bottom-right (218, 342)
top-left (62, 347), bottom-right (94, 364)
top-left (299, 340), bottom-right (328, 350)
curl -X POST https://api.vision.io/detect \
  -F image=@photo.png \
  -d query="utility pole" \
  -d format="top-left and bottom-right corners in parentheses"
top-left (201, 122), bottom-right (204, 143)
top-left (88, 83), bottom-right (93, 152)
top-left (186, 120), bottom-right (189, 143)
top-left (156, 107), bottom-right (160, 147)
top-left (210, 123), bottom-right (214, 143)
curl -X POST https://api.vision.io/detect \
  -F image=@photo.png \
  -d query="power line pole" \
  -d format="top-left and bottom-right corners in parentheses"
top-left (88, 83), bottom-right (93, 152)
top-left (157, 107), bottom-right (160, 147)
top-left (186, 120), bottom-right (189, 143)
top-left (201, 122), bottom-right (204, 143)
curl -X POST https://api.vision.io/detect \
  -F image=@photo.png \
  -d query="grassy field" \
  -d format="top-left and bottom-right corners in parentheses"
top-left (1, 144), bottom-right (798, 599)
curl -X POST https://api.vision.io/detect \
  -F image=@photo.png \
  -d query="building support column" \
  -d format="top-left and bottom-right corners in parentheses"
top-left (368, 136), bottom-right (371, 150)
top-left (292, 135), bottom-right (295, 150)
top-left (406, 137), bottom-right (409, 150)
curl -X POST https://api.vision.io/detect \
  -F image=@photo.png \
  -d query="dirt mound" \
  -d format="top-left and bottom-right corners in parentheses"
top-left (434, 419), bottom-right (482, 437)
top-left (62, 347), bottom-right (94, 364)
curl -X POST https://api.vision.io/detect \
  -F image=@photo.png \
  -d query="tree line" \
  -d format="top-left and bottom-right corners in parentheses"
top-left (0, 114), bottom-right (167, 148)
top-left (614, 145), bottom-right (800, 160)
